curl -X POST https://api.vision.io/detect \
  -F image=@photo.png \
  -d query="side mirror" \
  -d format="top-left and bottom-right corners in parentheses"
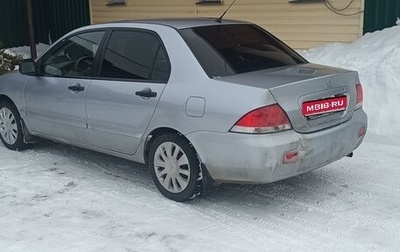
top-left (19, 59), bottom-right (37, 75)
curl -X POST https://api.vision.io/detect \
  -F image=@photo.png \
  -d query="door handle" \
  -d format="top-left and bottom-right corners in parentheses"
top-left (68, 83), bottom-right (85, 92)
top-left (135, 88), bottom-right (157, 98)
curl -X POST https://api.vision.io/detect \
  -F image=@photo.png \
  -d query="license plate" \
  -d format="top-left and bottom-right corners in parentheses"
top-left (302, 96), bottom-right (347, 116)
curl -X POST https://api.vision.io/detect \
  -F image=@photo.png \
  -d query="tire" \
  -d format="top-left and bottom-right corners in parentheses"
top-left (0, 102), bottom-right (27, 150)
top-left (149, 133), bottom-right (202, 202)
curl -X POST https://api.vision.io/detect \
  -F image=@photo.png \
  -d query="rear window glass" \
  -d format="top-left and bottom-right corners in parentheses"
top-left (179, 24), bottom-right (307, 77)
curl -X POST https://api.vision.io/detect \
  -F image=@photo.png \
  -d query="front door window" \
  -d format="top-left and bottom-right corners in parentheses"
top-left (41, 31), bottom-right (105, 77)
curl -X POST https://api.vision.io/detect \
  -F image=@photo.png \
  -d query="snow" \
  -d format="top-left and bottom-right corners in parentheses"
top-left (2, 24), bottom-right (400, 252)
top-left (1, 141), bottom-right (400, 251)
top-left (8, 43), bottom-right (50, 59)
top-left (2, 49), bottom-right (17, 57)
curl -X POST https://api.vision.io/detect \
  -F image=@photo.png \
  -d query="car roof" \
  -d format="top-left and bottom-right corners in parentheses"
top-left (104, 18), bottom-right (251, 30)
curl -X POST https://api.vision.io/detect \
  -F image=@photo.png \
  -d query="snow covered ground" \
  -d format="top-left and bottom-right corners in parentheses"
top-left (1, 23), bottom-right (400, 252)
top-left (1, 141), bottom-right (400, 252)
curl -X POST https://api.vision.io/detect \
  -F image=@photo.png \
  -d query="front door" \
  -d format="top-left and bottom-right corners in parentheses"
top-left (86, 29), bottom-right (171, 154)
top-left (25, 31), bottom-right (106, 144)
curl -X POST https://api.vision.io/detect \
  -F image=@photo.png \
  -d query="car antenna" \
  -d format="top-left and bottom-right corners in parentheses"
top-left (215, 0), bottom-right (238, 23)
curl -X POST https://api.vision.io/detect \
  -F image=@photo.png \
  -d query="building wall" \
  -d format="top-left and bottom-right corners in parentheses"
top-left (90, 0), bottom-right (364, 50)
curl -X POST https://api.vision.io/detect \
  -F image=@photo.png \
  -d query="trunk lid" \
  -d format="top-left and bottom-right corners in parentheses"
top-left (216, 63), bottom-right (359, 133)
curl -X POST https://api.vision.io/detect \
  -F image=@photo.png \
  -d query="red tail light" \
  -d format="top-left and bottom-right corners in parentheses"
top-left (230, 104), bottom-right (292, 134)
top-left (355, 84), bottom-right (363, 110)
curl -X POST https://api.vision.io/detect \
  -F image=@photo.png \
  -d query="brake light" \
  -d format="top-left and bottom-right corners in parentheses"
top-left (355, 84), bottom-right (363, 110)
top-left (230, 104), bottom-right (292, 134)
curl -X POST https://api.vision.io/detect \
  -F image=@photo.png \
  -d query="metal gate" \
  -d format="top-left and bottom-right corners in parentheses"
top-left (364, 0), bottom-right (400, 33)
top-left (0, 0), bottom-right (90, 48)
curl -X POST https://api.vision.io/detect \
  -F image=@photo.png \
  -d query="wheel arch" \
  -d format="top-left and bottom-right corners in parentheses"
top-left (144, 127), bottom-right (217, 193)
top-left (0, 94), bottom-right (16, 106)
top-left (144, 127), bottom-right (183, 165)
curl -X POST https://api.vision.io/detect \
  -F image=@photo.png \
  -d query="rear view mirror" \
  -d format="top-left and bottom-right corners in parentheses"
top-left (19, 59), bottom-right (37, 75)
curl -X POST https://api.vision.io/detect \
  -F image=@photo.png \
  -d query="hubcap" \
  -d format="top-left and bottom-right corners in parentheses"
top-left (0, 107), bottom-right (18, 145)
top-left (154, 142), bottom-right (190, 193)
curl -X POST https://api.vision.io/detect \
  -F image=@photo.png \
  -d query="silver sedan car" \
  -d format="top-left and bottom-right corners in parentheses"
top-left (0, 19), bottom-right (367, 201)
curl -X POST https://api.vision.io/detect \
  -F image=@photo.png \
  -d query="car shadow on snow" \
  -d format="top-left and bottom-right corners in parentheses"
top-left (28, 139), bottom-right (153, 185)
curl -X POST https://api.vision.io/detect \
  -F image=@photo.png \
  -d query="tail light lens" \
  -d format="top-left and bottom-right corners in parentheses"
top-left (230, 104), bottom-right (292, 134)
top-left (355, 83), bottom-right (363, 110)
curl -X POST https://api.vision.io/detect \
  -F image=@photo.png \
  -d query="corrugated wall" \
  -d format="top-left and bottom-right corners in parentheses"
top-left (0, 0), bottom-right (90, 48)
top-left (364, 0), bottom-right (400, 33)
top-left (0, 0), bottom-right (30, 48)
top-left (48, 0), bottom-right (91, 42)
top-left (91, 0), bottom-right (364, 50)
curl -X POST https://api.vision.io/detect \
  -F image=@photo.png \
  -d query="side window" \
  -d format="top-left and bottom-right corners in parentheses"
top-left (100, 30), bottom-right (170, 82)
top-left (41, 31), bottom-right (105, 77)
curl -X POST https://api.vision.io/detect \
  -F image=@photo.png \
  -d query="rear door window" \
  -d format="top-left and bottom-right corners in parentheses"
top-left (99, 30), bottom-right (170, 82)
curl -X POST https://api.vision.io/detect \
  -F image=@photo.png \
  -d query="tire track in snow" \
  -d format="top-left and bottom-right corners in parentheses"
top-left (191, 197), bottom-right (343, 252)
top-left (275, 173), bottom-right (400, 249)
top-left (192, 202), bottom-right (314, 251)
top-left (190, 170), bottom-right (399, 252)
top-left (313, 166), bottom-right (400, 245)
top-left (191, 182), bottom-right (351, 251)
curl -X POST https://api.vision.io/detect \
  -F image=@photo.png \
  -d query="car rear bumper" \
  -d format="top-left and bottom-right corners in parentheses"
top-left (186, 109), bottom-right (367, 184)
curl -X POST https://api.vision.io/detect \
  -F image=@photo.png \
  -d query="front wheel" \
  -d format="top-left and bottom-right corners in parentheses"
top-left (149, 133), bottom-right (202, 202)
top-left (0, 102), bottom-right (27, 150)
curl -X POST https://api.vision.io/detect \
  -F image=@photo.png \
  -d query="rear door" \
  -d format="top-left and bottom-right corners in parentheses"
top-left (86, 29), bottom-right (170, 154)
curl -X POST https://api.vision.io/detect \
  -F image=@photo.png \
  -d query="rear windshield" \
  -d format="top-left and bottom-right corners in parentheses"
top-left (179, 24), bottom-right (307, 77)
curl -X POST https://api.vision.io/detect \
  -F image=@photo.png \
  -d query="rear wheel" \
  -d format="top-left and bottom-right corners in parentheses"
top-left (0, 102), bottom-right (26, 150)
top-left (149, 133), bottom-right (202, 202)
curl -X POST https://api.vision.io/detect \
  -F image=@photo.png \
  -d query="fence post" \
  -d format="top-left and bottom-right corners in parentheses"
top-left (26, 0), bottom-right (37, 59)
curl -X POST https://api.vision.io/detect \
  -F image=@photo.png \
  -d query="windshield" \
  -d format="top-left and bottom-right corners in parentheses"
top-left (180, 24), bottom-right (307, 77)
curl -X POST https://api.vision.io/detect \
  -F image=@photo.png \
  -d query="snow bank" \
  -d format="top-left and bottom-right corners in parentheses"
top-left (301, 24), bottom-right (400, 145)
top-left (8, 43), bottom-right (50, 59)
